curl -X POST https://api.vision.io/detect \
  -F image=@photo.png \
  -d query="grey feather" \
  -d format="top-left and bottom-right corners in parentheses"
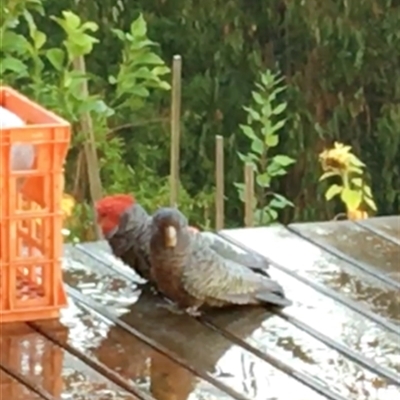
top-left (149, 207), bottom-right (292, 310)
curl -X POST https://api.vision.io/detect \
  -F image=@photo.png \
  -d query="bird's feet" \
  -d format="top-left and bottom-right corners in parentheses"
top-left (185, 306), bottom-right (202, 317)
top-left (156, 301), bottom-right (185, 315)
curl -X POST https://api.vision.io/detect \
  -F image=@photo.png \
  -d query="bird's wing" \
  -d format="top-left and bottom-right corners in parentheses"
top-left (200, 231), bottom-right (270, 277)
top-left (108, 223), bottom-right (151, 280)
top-left (182, 235), bottom-right (291, 307)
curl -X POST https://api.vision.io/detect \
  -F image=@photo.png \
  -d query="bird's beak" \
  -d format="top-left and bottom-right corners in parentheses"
top-left (165, 226), bottom-right (177, 247)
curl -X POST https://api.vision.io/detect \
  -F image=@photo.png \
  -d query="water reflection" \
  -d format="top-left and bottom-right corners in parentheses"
top-left (0, 322), bottom-right (65, 398)
top-left (63, 251), bottom-right (327, 400)
top-left (89, 287), bottom-right (238, 400)
top-left (0, 370), bottom-right (42, 400)
top-left (0, 321), bottom-right (138, 399)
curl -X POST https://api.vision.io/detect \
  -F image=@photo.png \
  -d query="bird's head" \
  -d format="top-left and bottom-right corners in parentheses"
top-left (95, 194), bottom-right (135, 239)
top-left (151, 207), bottom-right (189, 248)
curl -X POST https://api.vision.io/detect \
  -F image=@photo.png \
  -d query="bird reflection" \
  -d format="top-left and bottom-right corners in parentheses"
top-left (94, 284), bottom-right (273, 400)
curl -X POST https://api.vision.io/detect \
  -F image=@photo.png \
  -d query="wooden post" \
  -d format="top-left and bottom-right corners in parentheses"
top-left (72, 56), bottom-right (103, 239)
top-left (169, 55), bottom-right (182, 207)
top-left (244, 163), bottom-right (254, 227)
top-left (215, 135), bottom-right (224, 230)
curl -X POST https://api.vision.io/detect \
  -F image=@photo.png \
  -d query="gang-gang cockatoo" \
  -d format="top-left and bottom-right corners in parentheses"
top-left (95, 194), bottom-right (273, 285)
top-left (149, 207), bottom-right (292, 316)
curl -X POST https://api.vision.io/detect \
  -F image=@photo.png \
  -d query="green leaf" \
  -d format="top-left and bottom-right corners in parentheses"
top-left (271, 193), bottom-right (294, 208)
top-left (157, 81), bottom-right (171, 90)
top-left (261, 72), bottom-right (273, 87)
top-left (130, 67), bottom-right (157, 80)
top-left (237, 152), bottom-right (258, 164)
top-left (349, 154), bottom-right (366, 167)
top-left (46, 48), bottom-right (65, 71)
top-left (272, 154), bottom-right (295, 167)
top-left (1, 32), bottom-right (30, 53)
top-left (363, 185), bottom-right (373, 198)
top-left (133, 52), bottom-right (165, 66)
top-left (81, 21), bottom-right (98, 32)
top-left (341, 188), bottom-right (362, 210)
top-left (364, 196), bottom-right (377, 211)
top-left (152, 66), bottom-right (171, 76)
top-left (243, 106), bottom-right (261, 121)
top-left (62, 11), bottom-right (81, 30)
top-left (319, 171), bottom-right (338, 181)
top-left (325, 184), bottom-right (343, 200)
top-left (256, 173), bottom-right (271, 188)
top-left (33, 30), bottom-right (46, 49)
top-left (111, 28), bottom-right (126, 41)
top-left (348, 166), bottom-right (364, 174)
top-left (268, 86), bottom-right (285, 102)
top-left (265, 134), bottom-right (278, 147)
top-left (251, 137), bottom-right (264, 155)
top-left (234, 182), bottom-right (245, 190)
top-left (252, 91), bottom-right (264, 105)
top-left (266, 162), bottom-right (287, 176)
top-left (351, 177), bottom-right (363, 187)
top-left (269, 119), bottom-right (286, 134)
top-left (266, 207), bottom-right (279, 222)
top-left (239, 124), bottom-right (257, 140)
top-left (80, 99), bottom-right (114, 117)
top-left (272, 102), bottom-right (287, 115)
top-left (261, 103), bottom-right (272, 117)
top-left (0, 57), bottom-right (28, 76)
top-left (234, 182), bottom-right (245, 202)
top-left (130, 14), bottom-right (147, 37)
top-left (130, 86), bottom-right (150, 97)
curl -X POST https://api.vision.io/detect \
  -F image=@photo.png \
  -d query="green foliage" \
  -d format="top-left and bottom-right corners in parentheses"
top-left (2, 0), bottom-right (399, 236)
top-left (235, 71), bottom-right (295, 225)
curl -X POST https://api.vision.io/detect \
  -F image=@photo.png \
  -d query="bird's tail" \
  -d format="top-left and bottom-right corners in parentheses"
top-left (256, 291), bottom-right (292, 308)
top-left (256, 278), bottom-right (292, 308)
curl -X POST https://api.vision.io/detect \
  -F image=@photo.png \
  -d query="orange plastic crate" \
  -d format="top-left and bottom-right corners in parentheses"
top-left (0, 87), bottom-right (70, 323)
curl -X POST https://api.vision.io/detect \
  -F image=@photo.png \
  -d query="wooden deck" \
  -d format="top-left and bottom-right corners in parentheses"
top-left (1, 216), bottom-right (399, 400)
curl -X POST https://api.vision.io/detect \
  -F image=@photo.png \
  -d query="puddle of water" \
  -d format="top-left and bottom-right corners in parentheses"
top-left (224, 226), bottom-right (400, 325)
top-left (0, 323), bottom-right (137, 400)
top-left (210, 271), bottom-right (400, 400)
top-left (292, 221), bottom-right (400, 283)
top-left (221, 228), bottom-right (400, 373)
top-left (0, 370), bottom-right (42, 400)
top-left (209, 308), bottom-right (398, 400)
top-left (63, 247), bottom-right (327, 400)
top-left (45, 297), bottom-right (235, 400)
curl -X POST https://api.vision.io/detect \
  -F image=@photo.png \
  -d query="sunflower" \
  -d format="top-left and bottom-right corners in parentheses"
top-left (319, 142), bottom-right (353, 172)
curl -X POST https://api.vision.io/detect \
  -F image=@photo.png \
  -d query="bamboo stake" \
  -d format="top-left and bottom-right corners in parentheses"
top-left (244, 163), bottom-right (254, 227)
top-left (215, 135), bottom-right (224, 230)
top-left (169, 55), bottom-right (182, 207)
top-left (72, 56), bottom-right (103, 239)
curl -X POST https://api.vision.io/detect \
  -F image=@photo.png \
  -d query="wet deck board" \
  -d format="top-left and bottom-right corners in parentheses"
top-left (0, 322), bottom-right (139, 400)
top-left (0, 370), bottom-right (43, 400)
top-left (1, 216), bottom-right (399, 400)
top-left (287, 219), bottom-right (400, 285)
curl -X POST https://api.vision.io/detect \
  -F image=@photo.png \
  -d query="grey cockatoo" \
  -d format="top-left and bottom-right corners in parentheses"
top-left (96, 194), bottom-right (153, 281)
top-left (95, 194), bottom-right (272, 285)
top-left (149, 207), bottom-right (292, 316)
